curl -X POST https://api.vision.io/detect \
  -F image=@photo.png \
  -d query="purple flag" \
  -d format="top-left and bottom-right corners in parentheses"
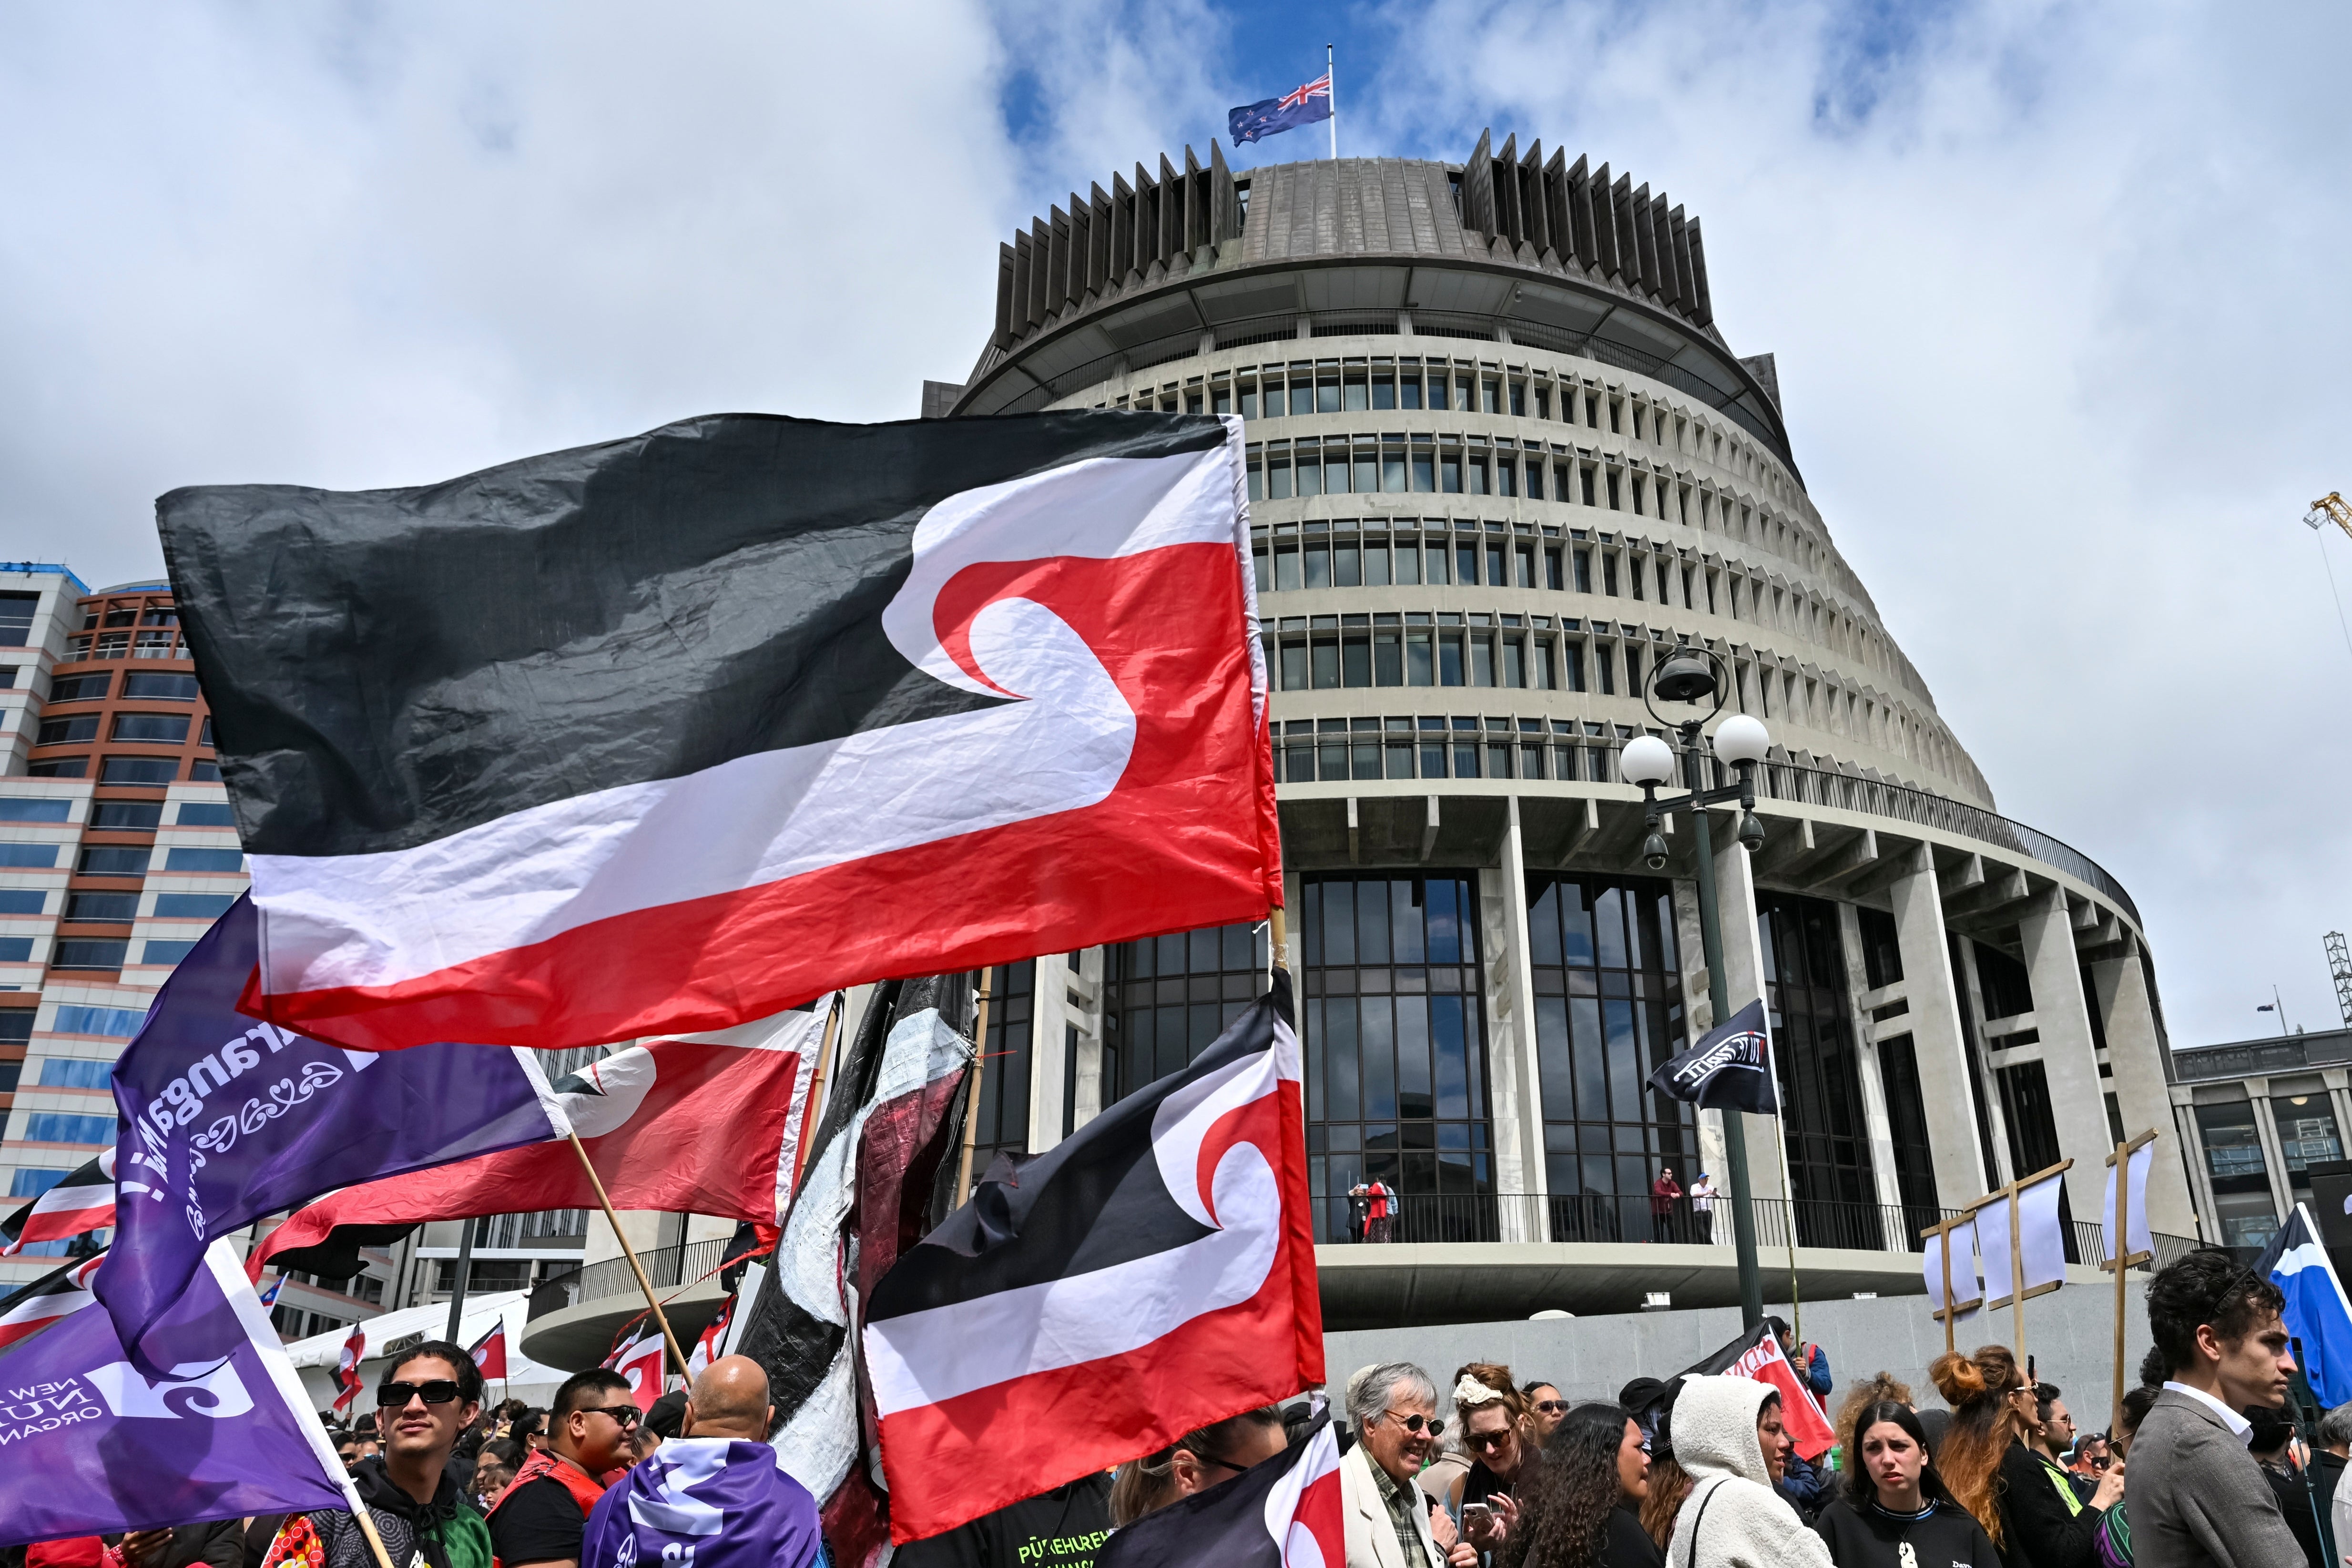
top-left (100, 896), bottom-right (567, 1362)
top-left (582, 1437), bottom-right (823, 1568)
top-left (0, 1241), bottom-right (352, 1545)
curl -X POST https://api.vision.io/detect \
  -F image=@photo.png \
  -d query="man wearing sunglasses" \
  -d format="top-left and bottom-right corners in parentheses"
top-left (259, 1342), bottom-right (492, 1568)
top-left (1340, 1362), bottom-right (1477, 1568)
top-left (488, 1368), bottom-right (636, 1568)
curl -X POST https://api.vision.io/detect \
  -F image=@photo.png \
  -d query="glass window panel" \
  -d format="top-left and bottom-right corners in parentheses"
top-left (1606, 1000), bottom-right (1642, 1123)
top-left (1312, 640), bottom-right (1340, 687)
top-left (1335, 542), bottom-right (1360, 586)
top-left (1470, 636), bottom-right (1494, 686)
top-left (1395, 1000), bottom-right (1431, 1119)
top-left (1595, 888), bottom-right (1629, 968)
top-left (1439, 635), bottom-right (1464, 686)
top-left (1456, 543), bottom-right (1479, 584)
top-left (1406, 631), bottom-right (1433, 685)
top-left (1342, 636), bottom-right (1371, 686)
top-left (1412, 451), bottom-right (1435, 491)
top-left (1365, 543), bottom-right (1391, 586)
top-left (1392, 880), bottom-right (1426, 964)
top-left (1433, 998), bottom-right (1469, 1119)
top-left (1325, 1004), bottom-right (1360, 1120)
top-left (1298, 454), bottom-right (1323, 498)
top-left (1358, 880), bottom-right (1392, 965)
top-left (1425, 543), bottom-right (1448, 584)
top-left (1303, 543), bottom-right (1331, 587)
top-left (1401, 373), bottom-right (1423, 410)
top-left (1427, 879), bottom-right (1463, 964)
top-left (1324, 882), bottom-right (1357, 964)
top-left (1355, 453), bottom-right (1378, 492)
top-left (1571, 997), bottom-right (1606, 1123)
top-left (1359, 1003), bottom-right (1395, 1120)
top-left (1383, 451), bottom-right (1407, 492)
top-left (1375, 631), bottom-right (1403, 685)
top-left (1395, 543), bottom-right (1421, 584)
top-left (1290, 381), bottom-right (1314, 416)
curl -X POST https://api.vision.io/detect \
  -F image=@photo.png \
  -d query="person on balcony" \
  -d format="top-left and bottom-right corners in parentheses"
top-left (1687, 1175), bottom-right (1718, 1243)
top-left (1649, 1168), bottom-right (1683, 1243)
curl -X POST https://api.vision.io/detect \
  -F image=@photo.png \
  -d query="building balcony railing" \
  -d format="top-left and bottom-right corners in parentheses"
top-left (524, 1236), bottom-right (733, 1323)
top-left (1320, 1192), bottom-right (1963, 1254)
top-left (2173, 1029), bottom-right (2352, 1082)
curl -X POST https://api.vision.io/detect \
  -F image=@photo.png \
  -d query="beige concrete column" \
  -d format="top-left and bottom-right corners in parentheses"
top-left (1955, 939), bottom-right (2013, 1186)
top-left (1482, 813), bottom-right (1545, 1241)
top-left (2246, 1078), bottom-right (2297, 1225)
top-left (2018, 886), bottom-right (2121, 1224)
top-left (1836, 902), bottom-right (1908, 1214)
top-left (1028, 954), bottom-right (1070, 1153)
top-left (1885, 845), bottom-right (1989, 1205)
top-left (2090, 943), bottom-right (2197, 1235)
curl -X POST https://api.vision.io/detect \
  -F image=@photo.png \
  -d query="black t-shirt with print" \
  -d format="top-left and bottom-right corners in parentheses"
top-left (894, 1475), bottom-right (1114, 1568)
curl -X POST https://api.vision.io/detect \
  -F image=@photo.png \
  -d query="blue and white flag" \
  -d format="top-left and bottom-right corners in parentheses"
top-left (580, 1437), bottom-right (823, 1568)
top-left (1645, 998), bottom-right (1779, 1115)
top-left (0, 1240), bottom-right (353, 1546)
top-left (2255, 1203), bottom-right (2352, 1407)
top-left (1228, 74), bottom-right (1331, 145)
top-left (98, 895), bottom-right (569, 1364)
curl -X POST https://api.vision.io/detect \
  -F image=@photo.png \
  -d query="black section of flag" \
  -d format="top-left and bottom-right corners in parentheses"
top-left (259, 1222), bottom-right (419, 1283)
top-left (0, 1151), bottom-right (112, 1252)
top-left (158, 411), bottom-right (1229, 858)
top-left (1645, 998), bottom-right (1778, 1115)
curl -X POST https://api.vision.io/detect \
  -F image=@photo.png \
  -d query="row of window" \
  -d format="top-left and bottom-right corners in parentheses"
top-left (26, 755), bottom-right (221, 784)
top-left (56, 891), bottom-right (235, 923)
top-left (1275, 715), bottom-right (1630, 784)
top-left (34, 713), bottom-right (212, 747)
top-left (0, 844), bottom-right (242, 873)
top-left (1121, 353), bottom-right (1795, 504)
top-left (0, 798), bottom-right (234, 827)
top-left (43, 672), bottom-right (200, 704)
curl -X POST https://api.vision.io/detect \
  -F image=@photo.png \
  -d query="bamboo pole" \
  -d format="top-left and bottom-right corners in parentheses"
top-left (565, 1130), bottom-right (691, 1378)
top-left (952, 970), bottom-right (997, 1201)
top-left (1270, 905), bottom-right (1289, 974)
top-left (1941, 1219), bottom-right (1956, 1357)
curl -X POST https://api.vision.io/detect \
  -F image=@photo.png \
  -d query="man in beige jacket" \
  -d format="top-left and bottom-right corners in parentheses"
top-left (1341, 1363), bottom-right (1479, 1568)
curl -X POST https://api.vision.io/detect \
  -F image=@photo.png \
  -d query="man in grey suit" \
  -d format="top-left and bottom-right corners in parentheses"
top-left (2127, 1247), bottom-right (2305, 1567)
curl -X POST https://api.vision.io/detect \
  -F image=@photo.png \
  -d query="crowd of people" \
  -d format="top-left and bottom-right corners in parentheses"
top-left (1, 1244), bottom-right (2338, 1568)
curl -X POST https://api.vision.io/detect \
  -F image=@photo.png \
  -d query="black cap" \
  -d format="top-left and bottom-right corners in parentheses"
top-left (646, 1389), bottom-right (689, 1440)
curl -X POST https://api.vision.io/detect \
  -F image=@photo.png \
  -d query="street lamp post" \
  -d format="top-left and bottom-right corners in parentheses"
top-left (1617, 646), bottom-right (1773, 1329)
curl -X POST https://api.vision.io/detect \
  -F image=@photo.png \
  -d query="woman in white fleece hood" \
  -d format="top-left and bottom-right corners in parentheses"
top-left (1664, 1376), bottom-right (1832, 1568)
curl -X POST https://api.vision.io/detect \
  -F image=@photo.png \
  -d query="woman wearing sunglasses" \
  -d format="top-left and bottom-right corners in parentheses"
top-left (1108, 1406), bottom-right (1291, 1524)
top-left (1493, 1401), bottom-right (1663, 1568)
top-left (1448, 1366), bottom-right (1541, 1554)
top-left (1812, 1400), bottom-right (1998, 1567)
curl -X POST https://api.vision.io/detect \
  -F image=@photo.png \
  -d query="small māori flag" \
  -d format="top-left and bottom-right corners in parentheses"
top-left (248, 1002), bottom-right (826, 1276)
top-left (0, 1252), bottom-right (105, 1351)
top-left (607, 1330), bottom-right (668, 1405)
top-left (1098, 1420), bottom-right (1346, 1568)
top-left (331, 1321), bottom-right (368, 1413)
top-left (1684, 1315), bottom-right (1836, 1458)
top-left (865, 971), bottom-right (1320, 1544)
top-left (1, 1151), bottom-right (115, 1256)
top-left (1646, 998), bottom-right (1778, 1115)
top-left (468, 1320), bottom-right (509, 1382)
top-left (158, 411), bottom-right (1277, 1054)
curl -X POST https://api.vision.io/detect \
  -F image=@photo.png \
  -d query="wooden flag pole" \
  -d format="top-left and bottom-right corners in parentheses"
top-left (1271, 905), bottom-right (1289, 974)
top-left (345, 1489), bottom-right (403, 1568)
top-left (565, 1130), bottom-right (691, 1377)
top-left (1919, 1211), bottom-right (1986, 1355)
top-left (2009, 1182), bottom-right (2027, 1377)
top-left (1940, 1217), bottom-right (1956, 1357)
top-left (2103, 1128), bottom-right (2159, 1436)
top-left (792, 994), bottom-right (845, 1190)
top-left (952, 970), bottom-right (997, 1201)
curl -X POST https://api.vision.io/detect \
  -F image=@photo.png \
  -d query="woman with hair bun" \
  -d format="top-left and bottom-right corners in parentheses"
top-left (1927, 1347), bottom-right (2121, 1568)
top-left (1812, 1400), bottom-right (1997, 1566)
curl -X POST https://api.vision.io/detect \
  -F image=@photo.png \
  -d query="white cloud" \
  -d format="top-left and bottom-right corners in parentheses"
top-left (4, 0), bottom-right (2346, 1045)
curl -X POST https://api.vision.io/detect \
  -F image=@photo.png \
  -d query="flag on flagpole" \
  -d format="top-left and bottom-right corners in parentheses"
top-left (1099, 1419), bottom-right (1345, 1568)
top-left (1646, 998), bottom-right (1778, 1114)
top-left (864, 972), bottom-right (1320, 1544)
top-left (468, 1320), bottom-right (509, 1383)
top-left (99, 896), bottom-right (571, 1361)
top-left (733, 975), bottom-right (977, 1568)
top-left (2255, 1204), bottom-right (2352, 1407)
top-left (1684, 1316), bottom-right (1836, 1459)
top-left (249, 1003), bottom-right (826, 1278)
top-left (159, 411), bottom-right (1275, 1056)
top-left (330, 1322), bottom-right (368, 1413)
top-left (257, 1276), bottom-right (284, 1310)
top-left (1228, 75), bottom-right (1333, 145)
top-left (0, 1252), bottom-right (106, 1352)
top-left (689, 1297), bottom-right (733, 1380)
top-left (0, 1241), bottom-right (353, 1545)
top-left (1, 1150), bottom-right (116, 1255)
top-left (606, 1330), bottom-right (667, 1405)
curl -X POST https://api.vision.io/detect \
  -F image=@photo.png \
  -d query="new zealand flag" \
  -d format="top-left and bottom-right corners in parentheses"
top-left (1229, 75), bottom-right (1331, 145)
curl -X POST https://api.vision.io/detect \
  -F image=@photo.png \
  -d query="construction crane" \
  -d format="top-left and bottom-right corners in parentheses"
top-left (2310, 492), bottom-right (2352, 540)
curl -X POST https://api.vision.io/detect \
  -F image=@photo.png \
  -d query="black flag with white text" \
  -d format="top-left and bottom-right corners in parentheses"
top-left (1646, 998), bottom-right (1778, 1114)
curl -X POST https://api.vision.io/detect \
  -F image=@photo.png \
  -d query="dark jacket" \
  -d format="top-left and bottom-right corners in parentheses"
top-left (1994, 1441), bottom-right (2105, 1568)
top-left (1775, 1451), bottom-right (1829, 1523)
top-left (123, 1523), bottom-right (243, 1568)
top-left (1812, 1495), bottom-right (2001, 1568)
top-left (1602, 1503), bottom-right (1663, 1568)
top-left (302, 1457), bottom-right (492, 1568)
top-left (2259, 1458), bottom-right (2325, 1568)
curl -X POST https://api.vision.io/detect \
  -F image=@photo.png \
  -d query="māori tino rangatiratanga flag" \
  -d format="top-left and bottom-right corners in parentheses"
top-left (157, 411), bottom-right (1276, 1053)
top-left (864, 971), bottom-right (1321, 1545)
top-left (0, 1149), bottom-right (112, 1256)
top-left (1645, 997), bottom-right (1779, 1115)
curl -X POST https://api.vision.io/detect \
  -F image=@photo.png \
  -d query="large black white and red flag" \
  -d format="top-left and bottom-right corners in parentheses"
top-left (0, 1148), bottom-right (114, 1255)
top-left (865, 971), bottom-right (1321, 1544)
top-left (247, 1003), bottom-right (826, 1276)
top-left (733, 975), bottom-right (977, 1568)
top-left (157, 411), bottom-right (1276, 1054)
top-left (1097, 1420), bottom-right (1346, 1568)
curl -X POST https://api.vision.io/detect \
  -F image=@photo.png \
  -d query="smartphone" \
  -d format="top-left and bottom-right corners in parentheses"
top-left (1460, 1504), bottom-right (1493, 1528)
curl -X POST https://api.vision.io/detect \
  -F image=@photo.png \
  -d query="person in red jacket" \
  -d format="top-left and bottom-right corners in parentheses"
top-left (1649, 1167), bottom-right (1683, 1243)
top-left (488, 1368), bottom-right (636, 1568)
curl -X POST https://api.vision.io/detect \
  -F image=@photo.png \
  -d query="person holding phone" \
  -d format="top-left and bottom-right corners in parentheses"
top-left (1812, 1400), bottom-right (1999, 1567)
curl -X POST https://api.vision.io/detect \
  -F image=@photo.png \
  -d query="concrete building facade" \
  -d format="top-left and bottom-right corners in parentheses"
top-left (920, 138), bottom-right (2189, 1328)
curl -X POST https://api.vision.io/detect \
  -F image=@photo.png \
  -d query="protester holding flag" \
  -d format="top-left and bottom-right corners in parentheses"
top-left (580, 1357), bottom-right (822, 1568)
top-left (1492, 1400), bottom-right (1659, 1568)
top-left (1658, 1377), bottom-right (1827, 1568)
top-left (486, 1369), bottom-right (633, 1568)
top-left (1809, 1401), bottom-right (1996, 1568)
top-left (262, 1341), bottom-right (489, 1568)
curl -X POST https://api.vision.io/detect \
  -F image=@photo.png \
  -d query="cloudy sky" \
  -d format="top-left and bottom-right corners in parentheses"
top-left (4, 0), bottom-right (2347, 1046)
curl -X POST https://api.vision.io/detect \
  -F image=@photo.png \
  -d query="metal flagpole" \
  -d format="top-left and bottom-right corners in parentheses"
top-left (442, 1220), bottom-right (474, 1343)
top-left (564, 1130), bottom-right (692, 1378)
top-left (1774, 1112), bottom-right (1801, 1346)
top-left (952, 970), bottom-right (997, 1201)
top-left (1327, 44), bottom-right (1337, 160)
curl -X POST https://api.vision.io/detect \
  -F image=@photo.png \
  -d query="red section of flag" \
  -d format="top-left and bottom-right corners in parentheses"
top-left (1721, 1334), bottom-right (1837, 1459)
top-left (612, 1334), bottom-right (667, 1405)
top-left (468, 1322), bottom-right (508, 1382)
top-left (248, 1031), bottom-right (811, 1275)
